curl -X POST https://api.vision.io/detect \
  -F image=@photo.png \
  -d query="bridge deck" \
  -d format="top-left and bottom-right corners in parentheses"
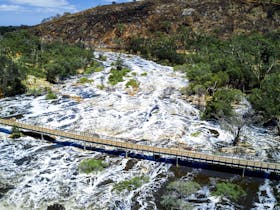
top-left (1, 119), bottom-right (280, 174)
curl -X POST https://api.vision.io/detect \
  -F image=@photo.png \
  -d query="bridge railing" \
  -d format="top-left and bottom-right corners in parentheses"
top-left (1, 118), bottom-right (280, 173)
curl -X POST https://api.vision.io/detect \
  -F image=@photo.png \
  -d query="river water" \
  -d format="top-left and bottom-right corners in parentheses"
top-left (0, 52), bottom-right (279, 209)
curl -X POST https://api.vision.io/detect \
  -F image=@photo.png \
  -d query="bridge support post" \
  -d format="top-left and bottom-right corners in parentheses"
top-left (176, 157), bottom-right (179, 168)
top-left (41, 133), bottom-right (44, 140)
top-left (242, 168), bottom-right (245, 177)
top-left (125, 151), bottom-right (128, 159)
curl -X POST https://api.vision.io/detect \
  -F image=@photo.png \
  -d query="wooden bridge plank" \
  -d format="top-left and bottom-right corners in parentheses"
top-left (1, 118), bottom-right (280, 175)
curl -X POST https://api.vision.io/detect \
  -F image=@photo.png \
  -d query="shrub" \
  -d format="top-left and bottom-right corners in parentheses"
top-left (249, 72), bottom-right (280, 119)
top-left (167, 180), bottom-right (200, 197)
top-left (160, 180), bottom-right (200, 210)
top-left (97, 85), bottom-right (105, 90)
top-left (141, 72), bottom-right (148, 76)
top-left (115, 57), bottom-right (124, 70)
top-left (84, 62), bottom-right (104, 74)
top-left (212, 182), bottom-right (246, 201)
top-left (78, 77), bottom-right (93, 84)
top-left (203, 88), bottom-right (242, 120)
top-left (160, 195), bottom-right (193, 210)
top-left (190, 131), bottom-right (201, 137)
top-left (113, 176), bottom-right (149, 192)
top-left (27, 88), bottom-right (43, 96)
top-left (10, 125), bottom-right (22, 139)
top-left (46, 91), bottom-right (57, 100)
top-left (108, 68), bottom-right (130, 85)
top-left (79, 159), bottom-right (108, 174)
top-left (98, 54), bottom-right (107, 61)
top-left (125, 79), bottom-right (139, 89)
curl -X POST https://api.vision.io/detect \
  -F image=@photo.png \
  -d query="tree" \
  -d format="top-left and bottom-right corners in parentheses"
top-left (203, 88), bottom-right (243, 120)
top-left (249, 72), bottom-right (280, 134)
top-left (0, 55), bottom-right (26, 97)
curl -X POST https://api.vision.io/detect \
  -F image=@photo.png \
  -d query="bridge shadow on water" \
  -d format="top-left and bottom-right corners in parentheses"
top-left (2, 130), bottom-right (278, 181)
top-left (26, 132), bottom-right (278, 181)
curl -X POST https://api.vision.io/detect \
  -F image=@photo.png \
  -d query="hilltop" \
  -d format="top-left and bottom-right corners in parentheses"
top-left (32, 0), bottom-right (280, 49)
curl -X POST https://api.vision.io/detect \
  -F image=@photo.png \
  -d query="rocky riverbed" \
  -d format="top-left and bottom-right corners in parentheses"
top-left (0, 52), bottom-right (279, 209)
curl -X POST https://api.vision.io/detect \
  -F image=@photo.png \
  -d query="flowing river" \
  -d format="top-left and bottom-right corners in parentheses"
top-left (0, 52), bottom-right (279, 209)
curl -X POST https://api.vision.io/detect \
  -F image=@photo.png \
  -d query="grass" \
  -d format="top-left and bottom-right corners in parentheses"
top-left (125, 79), bottom-right (139, 89)
top-left (46, 91), bottom-right (57, 100)
top-left (108, 67), bottom-right (130, 85)
top-left (113, 176), bottom-right (149, 192)
top-left (78, 77), bottom-right (94, 84)
top-left (78, 159), bottom-right (108, 174)
top-left (212, 182), bottom-right (247, 201)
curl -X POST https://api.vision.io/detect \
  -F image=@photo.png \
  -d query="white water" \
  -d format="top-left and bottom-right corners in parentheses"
top-left (0, 52), bottom-right (279, 209)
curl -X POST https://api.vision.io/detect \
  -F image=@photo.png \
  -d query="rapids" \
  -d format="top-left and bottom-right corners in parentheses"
top-left (0, 52), bottom-right (279, 209)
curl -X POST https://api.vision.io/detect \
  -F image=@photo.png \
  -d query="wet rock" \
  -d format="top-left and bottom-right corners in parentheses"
top-left (124, 159), bottom-right (137, 171)
top-left (159, 87), bottom-right (175, 99)
top-left (220, 146), bottom-right (256, 155)
top-left (263, 118), bottom-right (278, 128)
top-left (208, 129), bottom-right (219, 137)
top-left (47, 203), bottom-right (65, 210)
top-left (62, 94), bottom-right (70, 99)
top-left (0, 182), bottom-right (14, 199)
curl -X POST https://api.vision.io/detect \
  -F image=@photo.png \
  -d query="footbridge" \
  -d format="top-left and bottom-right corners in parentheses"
top-left (1, 118), bottom-right (280, 177)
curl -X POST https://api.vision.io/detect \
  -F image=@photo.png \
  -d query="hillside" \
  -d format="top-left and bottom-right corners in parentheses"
top-left (32, 0), bottom-right (280, 48)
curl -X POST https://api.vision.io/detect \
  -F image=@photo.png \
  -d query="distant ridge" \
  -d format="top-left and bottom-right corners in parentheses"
top-left (31, 0), bottom-right (280, 49)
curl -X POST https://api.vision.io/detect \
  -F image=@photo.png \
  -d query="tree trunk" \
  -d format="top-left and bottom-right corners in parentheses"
top-left (233, 126), bottom-right (242, 146)
top-left (277, 117), bottom-right (280, 136)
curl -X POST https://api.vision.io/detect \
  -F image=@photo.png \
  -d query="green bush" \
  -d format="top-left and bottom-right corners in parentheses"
top-left (203, 89), bottom-right (242, 120)
top-left (160, 195), bottom-right (193, 210)
top-left (160, 180), bottom-right (200, 210)
top-left (0, 29), bottom-right (97, 97)
top-left (98, 55), bottom-right (107, 61)
top-left (212, 182), bottom-right (246, 201)
top-left (84, 62), bottom-right (104, 74)
top-left (113, 176), bottom-right (149, 192)
top-left (141, 72), bottom-right (148, 76)
top-left (97, 85), bottom-right (105, 90)
top-left (115, 57), bottom-right (124, 70)
top-left (125, 79), bottom-right (139, 89)
top-left (249, 72), bottom-right (280, 119)
top-left (79, 159), bottom-right (108, 174)
top-left (78, 77), bottom-right (93, 84)
top-left (0, 55), bottom-right (26, 97)
top-left (108, 68), bottom-right (130, 85)
top-left (167, 180), bottom-right (200, 197)
top-left (46, 91), bottom-right (57, 100)
top-left (10, 125), bottom-right (22, 139)
top-left (27, 88), bottom-right (44, 96)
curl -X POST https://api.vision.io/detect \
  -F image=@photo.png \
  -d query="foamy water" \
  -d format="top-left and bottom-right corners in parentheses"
top-left (0, 52), bottom-right (279, 209)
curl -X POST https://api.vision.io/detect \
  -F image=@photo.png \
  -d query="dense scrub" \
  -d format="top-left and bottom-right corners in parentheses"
top-left (0, 30), bottom-right (94, 97)
top-left (128, 29), bottom-right (280, 130)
